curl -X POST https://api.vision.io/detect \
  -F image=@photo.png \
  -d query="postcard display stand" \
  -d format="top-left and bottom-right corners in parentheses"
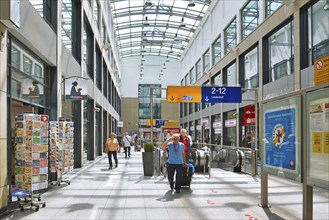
top-left (15, 114), bottom-right (48, 211)
top-left (49, 121), bottom-right (74, 186)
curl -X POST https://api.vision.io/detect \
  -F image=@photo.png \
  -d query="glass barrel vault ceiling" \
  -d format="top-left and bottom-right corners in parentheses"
top-left (110, 0), bottom-right (211, 59)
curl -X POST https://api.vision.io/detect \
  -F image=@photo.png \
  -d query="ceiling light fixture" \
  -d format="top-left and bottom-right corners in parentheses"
top-left (143, 16), bottom-right (150, 26)
top-left (271, 36), bottom-right (277, 44)
top-left (174, 33), bottom-right (180, 42)
top-left (141, 45), bottom-right (147, 53)
top-left (145, 0), bottom-right (152, 7)
top-left (166, 55), bottom-right (170, 62)
top-left (245, 56), bottom-right (249, 63)
top-left (141, 55), bottom-right (145, 62)
top-left (324, 0), bottom-right (329, 11)
top-left (169, 46), bottom-right (173, 53)
top-left (163, 63), bottom-right (166, 69)
top-left (188, 0), bottom-right (196, 7)
top-left (179, 18), bottom-right (186, 28)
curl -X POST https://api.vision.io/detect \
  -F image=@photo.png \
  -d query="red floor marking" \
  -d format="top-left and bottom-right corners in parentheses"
top-left (206, 199), bottom-right (215, 204)
top-left (210, 188), bottom-right (218, 193)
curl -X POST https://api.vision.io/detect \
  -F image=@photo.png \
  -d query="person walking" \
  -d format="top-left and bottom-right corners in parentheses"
top-left (134, 135), bottom-right (140, 152)
top-left (180, 129), bottom-right (192, 163)
top-left (162, 133), bottom-right (187, 193)
top-left (123, 132), bottom-right (132, 158)
top-left (104, 132), bottom-right (119, 169)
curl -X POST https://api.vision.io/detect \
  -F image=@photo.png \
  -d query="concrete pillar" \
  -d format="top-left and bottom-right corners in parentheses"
top-left (0, 23), bottom-right (8, 212)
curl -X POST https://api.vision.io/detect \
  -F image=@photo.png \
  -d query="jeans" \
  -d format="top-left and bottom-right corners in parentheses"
top-left (167, 163), bottom-right (183, 191)
top-left (124, 146), bottom-right (131, 157)
top-left (108, 151), bottom-right (118, 167)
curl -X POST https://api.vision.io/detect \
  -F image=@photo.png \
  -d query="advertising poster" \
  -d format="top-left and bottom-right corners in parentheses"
top-left (307, 92), bottom-right (329, 189)
top-left (65, 78), bottom-right (88, 100)
top-left (264, 107), bottom-right (297, 170)
top-left (21, 78), bottom-right (44, 99)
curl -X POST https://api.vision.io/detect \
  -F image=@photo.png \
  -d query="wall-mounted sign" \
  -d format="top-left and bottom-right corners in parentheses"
top-left (164, 121), bottom-right (180, 126)
top-left (225, 119), bottom-right (237, 127)
top-left (202, 86), bottom-right (242, 103)
top-left (314, 55), bottom-right (329, 86)
top-left (214, 128), bottom-right (222, 134)
top-left (65, 77), bottom-right (88, 100)
top-left (196, 125), bottom-right (201, 130)
top-left (190, 126), bottom-right (195, 131)
top-left (213, 121), bottom-right (222, 128)
top-left (117, 121), bottom-right (123, 127)
top-left (167, 86), bottom-right (201, 103)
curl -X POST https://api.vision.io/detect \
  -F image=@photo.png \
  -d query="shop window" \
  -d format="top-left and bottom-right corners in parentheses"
top-left (241, 0), bottom-right (259, 39)
top-left (83, 20), bottom-right (94, 80)
top-left (265, 20), bottom-right (294, 84)
top-left (62, 0), bottom-right (73, 52)
top-left (189, 103), bottom-right (193, 115)
top-left (11, 46), bottom-right (21, 69)
top-left (224, 62), bottom-right (237, 86)
top-left (196, 59), bottom-right (201, 80)
top-left (34, 63), bottom-right (44, 80)
top-left (190, 67), bottom-right (195, 84)
top-left (224, 18), bottom-right (237, 55)
top-left (203, 49), bottom-right (210, 73)
top-left (265, 0), bottom-right (283, 18)
top-left (103, 62), bottom-right (108, 98)
top-left (306, 1), bottom-right (329, 66)
top-left (96, 47), bottom-right (102, 90)
top-left (212, 35), bottom-right (221, 65)
top-left (185, 74), bottom-right (189, 86)
top-left (23, 55), bottom-right (33, 75)
top-left (242, 47), bottom-right (258, 89)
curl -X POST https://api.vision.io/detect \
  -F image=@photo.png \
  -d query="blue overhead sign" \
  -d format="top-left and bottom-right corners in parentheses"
top-left (156, 120), bottom-right (166, 126)
top-left (201, 86), bottom-right (242, 103)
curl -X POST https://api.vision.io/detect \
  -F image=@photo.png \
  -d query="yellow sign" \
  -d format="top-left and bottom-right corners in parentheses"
top-left (146, 119), bottom-right (156, 126)
top-left (312, 132), bottom-right (323, 153)
top-left (164, 121), bottom-right (180, 126)
top-left (314, 56), bottom-right (329, 86)
top-left (167, 86), bottom-right (201, 103)
top-left (324, 132), bottom-right (329, 154)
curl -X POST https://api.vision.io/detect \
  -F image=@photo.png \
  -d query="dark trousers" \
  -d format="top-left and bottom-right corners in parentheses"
top-left (124, 146), bottom-right (131, 158)
top-left (167, 163), bottom-right (183, 190)
top-left (108, 151), bottom-right (118, 167)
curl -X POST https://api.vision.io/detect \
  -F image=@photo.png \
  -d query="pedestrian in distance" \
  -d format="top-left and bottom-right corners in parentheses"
top-left (162, 133), bottom-right (187, 193)
top-left (180, 129), bottom-right (192, 163)
top-left (123, 132), bottom-right (133, 158)
top-left (104, 132), bottom-right (119, 169)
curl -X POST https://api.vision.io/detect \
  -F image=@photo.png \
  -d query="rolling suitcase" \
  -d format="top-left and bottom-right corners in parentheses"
top-left (181, 164), bottom-right (194, 188)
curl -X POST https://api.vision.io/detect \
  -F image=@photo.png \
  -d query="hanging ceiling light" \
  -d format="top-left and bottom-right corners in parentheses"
top-left (141, 45), bottom-right (146, 53)
top-left (245, 56), bottom-right (249, 63)
top-left (145, 0), bottom-right (152, 7)
top-left (160, 69), bottom-right (163, 75)
top-left (166, 55), bottom-right (170, 62)
top-left (169, 46), bottom-right (173, 53)
top-left (324, 0), bottom-right (329, 11)
top-left (163, 63), bottom-right (166, 69)
top-left (141, 55), bottom-right (145, 62)
top-left (143, 16), bottom-right (150, 26)
top-left (188, 0), bottom-right (196, 7)
top-left (271, 36), bottom-right (277, 44)
top-left (174, 33), bottom-right (180, 42)
top-left (179, 18), bottom-right (186, 28)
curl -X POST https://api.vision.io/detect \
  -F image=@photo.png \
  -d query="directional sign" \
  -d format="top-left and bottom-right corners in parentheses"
top-left (167, 86), bottom-right (201, 103)
top-left (156, 120), bottom-right (166, 126)
top-left (201, 86), bottom-right (242, 103)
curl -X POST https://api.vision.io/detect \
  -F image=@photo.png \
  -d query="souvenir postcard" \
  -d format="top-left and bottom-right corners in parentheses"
top-left (16, 121), bottom-right (25, 129)
top-left (15, 145), bottom-right (25, 152)
top-left (16, 129), bottom-right (25, 137)
top-left (32, 160), bottom-right (40, 167)
top-left (32, 137), bottom-right (40, 144)
top-left (32, 145), bottom-right (40, 152)
top-left (33, 122), bottom-right (41, 129)
top-left (26, 120), bottom-right (33, 130)
top-left (40, 115), bottom-right (49, 122)
top-left (40, 137), bottom-right (48, 144)
top-left (24, 167), bottom-right (32, 174)
top-left (15, 175), bottom-right (24, 182)
top-left (41, 122), bottom-right (48, 130)
top-left (58, 132), bottom-right (64, 138)
top-left (15, 167), bottom-right (23, 175)
top-left (15, 137), bottom-right (24, 144)
top-left (40, 129), bottom-right (48, 137)
top-left (24, 114), bottom-right (33, 121)
top-left (32, 152), bottom-right (40, 159)
top-left (33, 130), bottom-right (40, 136)
top-left (15, 151), bottom-right (24, 160)
top-left (40, 145), bottom-right (48, 151)
top-left (15, 114), bottom-right (24, 121)
top-left (26, 130), bottom-right (33, 136)
top-left (33, 114), bottom-right (41, 122)
top-left (25, 137), bottom-right (32, 146)
top-left (32, 167), bottom-right (40, 175)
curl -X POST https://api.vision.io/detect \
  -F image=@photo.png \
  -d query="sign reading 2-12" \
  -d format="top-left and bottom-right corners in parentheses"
top-left (202, 86), bottom-right (242, 103)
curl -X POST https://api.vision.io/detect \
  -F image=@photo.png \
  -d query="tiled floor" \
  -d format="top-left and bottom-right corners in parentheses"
top-left (3, 150), bottom-right (329, 220)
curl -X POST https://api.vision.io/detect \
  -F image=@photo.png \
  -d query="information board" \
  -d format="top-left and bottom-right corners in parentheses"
top-left (201, 86), bottom-right (242, 103)
top-left (167, 86), bottom-right (201, 103)
top-left (261, 96), bottom-right (301, 181)
top-left (306, 89), bottom-right (329, 189)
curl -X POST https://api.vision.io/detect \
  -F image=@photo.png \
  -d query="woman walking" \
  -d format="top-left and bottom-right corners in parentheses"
top-left (104, 132), bottom-right (119, 169)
